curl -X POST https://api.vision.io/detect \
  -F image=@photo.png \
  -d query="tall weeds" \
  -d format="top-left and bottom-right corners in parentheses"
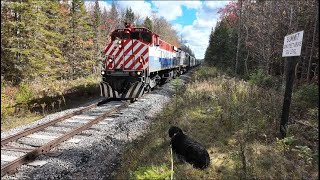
top-left (115, 66), bottom-right (318, 180)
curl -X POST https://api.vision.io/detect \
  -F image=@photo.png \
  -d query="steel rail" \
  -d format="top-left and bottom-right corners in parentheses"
top-left (1, 146), bottom-right (34, 153)
top-left (1, 102), bottom-right (128, 176)
top-left (1, 104), bottom-right (97, 146)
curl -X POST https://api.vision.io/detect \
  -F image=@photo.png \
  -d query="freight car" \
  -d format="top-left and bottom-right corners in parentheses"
top-left (100, 23), bottom-right (199, 100)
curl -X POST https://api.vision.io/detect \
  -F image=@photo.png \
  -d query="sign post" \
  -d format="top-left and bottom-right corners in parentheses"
top-left (280, 31), bottom-right (304, 139)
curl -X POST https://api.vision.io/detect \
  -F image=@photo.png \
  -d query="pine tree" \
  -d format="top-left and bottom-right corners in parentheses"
top-left (92, 0), bottom-right (102, 71)
top-left (109, 1), bottom-right (121, 29)
top-left (143, 16), bottom-right (153, 31)
top-left (1, 0), bottom-right (66, 83)
top-left (125, 7), bottom-right (135, 24)
top-left (204, 20), bottom-right (237, 70)
top-left (204, 28), bottom-right (216, 65)
top-left (63, 0), bottom-right (94, 79)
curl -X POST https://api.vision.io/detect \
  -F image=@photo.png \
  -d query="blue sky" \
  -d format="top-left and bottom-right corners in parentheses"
top-left (85, 1), bottom-right (232, 59)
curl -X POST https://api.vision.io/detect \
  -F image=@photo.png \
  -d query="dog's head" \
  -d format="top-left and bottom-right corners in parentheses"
top-left (168, 126), bottom-right (183, 138)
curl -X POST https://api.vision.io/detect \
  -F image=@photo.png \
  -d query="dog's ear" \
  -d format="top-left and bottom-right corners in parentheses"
top-left (168, 126), bottom-right (183, 138)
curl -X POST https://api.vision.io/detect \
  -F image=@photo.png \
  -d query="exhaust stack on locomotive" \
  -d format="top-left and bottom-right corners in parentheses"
top-left (100, 22), bottom-right (199, 100)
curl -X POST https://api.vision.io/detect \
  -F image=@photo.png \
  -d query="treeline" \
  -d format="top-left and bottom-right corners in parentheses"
top-left (1, 0), bottom-right (182, 86)
top-left (205, 0), bottom-right (319, 86)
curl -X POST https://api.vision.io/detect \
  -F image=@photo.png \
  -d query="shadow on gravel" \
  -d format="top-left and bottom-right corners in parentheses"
top-left (20, 136), bottom-right (127, 180)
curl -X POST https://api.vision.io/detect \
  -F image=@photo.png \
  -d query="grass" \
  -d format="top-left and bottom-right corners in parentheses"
top-left (1, 113), bottom-right (44, 132)
top-left (1, 75), bottom-right (100, 132)
top-left (113, 66), bottom-right (318, 180)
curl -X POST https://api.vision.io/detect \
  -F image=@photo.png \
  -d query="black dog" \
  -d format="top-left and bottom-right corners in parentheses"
top-left (168, 126), bottom-right (210, 169)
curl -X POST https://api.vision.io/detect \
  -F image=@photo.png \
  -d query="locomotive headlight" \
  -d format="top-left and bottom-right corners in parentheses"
top-left (139, 58), bottom-right (143, 63)
top-left (108, 58), bottom-right (113, 63)
top-left (118, 45), bottom-right (122, 48)
top-left (101, 70), bottom-right (105, 75)
top-left (137, 71), bottom-right (141, 75)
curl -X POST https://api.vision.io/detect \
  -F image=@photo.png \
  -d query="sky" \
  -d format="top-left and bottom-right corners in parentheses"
top-left (84, 0), bottom-right (232, 59)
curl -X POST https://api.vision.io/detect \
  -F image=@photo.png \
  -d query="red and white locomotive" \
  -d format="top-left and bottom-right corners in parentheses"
top-left (100, 23), bottom-right (200, 100)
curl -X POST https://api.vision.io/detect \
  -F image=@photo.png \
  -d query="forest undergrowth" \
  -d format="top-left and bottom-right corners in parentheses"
top-left (1, 75), bottom-right (100, 132)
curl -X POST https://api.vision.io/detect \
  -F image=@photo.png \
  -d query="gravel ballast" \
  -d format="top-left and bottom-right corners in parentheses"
top-left (1, 71), bottom-right (193, 179)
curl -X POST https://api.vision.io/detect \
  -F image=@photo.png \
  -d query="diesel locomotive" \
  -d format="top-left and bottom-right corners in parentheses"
top-left (100, 23), bottom-right (200, 100)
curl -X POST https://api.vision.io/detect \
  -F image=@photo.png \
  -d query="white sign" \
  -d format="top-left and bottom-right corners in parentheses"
top-left (282, 31), bottom-right (304, 57)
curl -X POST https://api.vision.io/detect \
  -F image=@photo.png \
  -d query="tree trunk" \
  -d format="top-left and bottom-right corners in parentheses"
top-left (235, 0), bottom-right (242, 75)
top-left (244, 24), bottom-right (249, 76)
top-left (307, 5), bottom-right (318, 83)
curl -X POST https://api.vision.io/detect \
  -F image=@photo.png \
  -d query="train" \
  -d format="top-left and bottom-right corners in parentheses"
top-left (100, 22), bottom-right (200, 100)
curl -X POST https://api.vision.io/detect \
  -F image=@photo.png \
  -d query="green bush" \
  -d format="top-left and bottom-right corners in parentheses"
top-left (130, 164), bottom-right (172, 180)
top-left (194, 67), bottom-right (218, 81)
top-left (248, 69), bottom-right (274, 88)
top-left (276, 136), bottom-right (295, 153)
top-left (1, 93), bottom-right (15, 119)
top-left (292, 84), bottom-right (319, 110)
top-left (293, 145), bottom-right (313, 165)
top-left (15, 83), bottom-right (34, 105)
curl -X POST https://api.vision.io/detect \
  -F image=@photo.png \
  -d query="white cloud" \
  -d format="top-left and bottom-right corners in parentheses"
top-left (203, 1), bottom-right (231, 9)
top-left (181, 1), bottom-right (202, 9)
top-left (152, 1), bottom-right (202, 21)
top-left (175, 22), bottom-right (215, 59)
top-left (152, 1), bottom-right (183, 21)
top-left (117, 1), bottom-right (153, 18)
top-left (172, 1), bottom-right (231, 59)
top-left (84, 1), bottom-right (111, 12)
top-left (172, 24), bottom-right (183, 33)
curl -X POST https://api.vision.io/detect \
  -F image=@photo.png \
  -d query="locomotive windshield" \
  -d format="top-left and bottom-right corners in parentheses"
top-left (141, 32), bottom-right (151, 43)
top-left (130, 31), bottom-right (152, 44)
top-left (111, 32), bottom-right (130, 41)
top-left (111, 29), bottom-right (152, 44)
top-left (131, 32), bottom-right (139, 40)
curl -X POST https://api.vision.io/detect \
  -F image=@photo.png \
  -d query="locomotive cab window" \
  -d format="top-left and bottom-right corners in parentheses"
top-left (131, 32), bottom-right (140, 40)
top-left (141, 32), bottom-right (151, 43)
top-left (111, 32), bottom-right (130, 41)
top-left (122, 33), bottom-right (130, 39)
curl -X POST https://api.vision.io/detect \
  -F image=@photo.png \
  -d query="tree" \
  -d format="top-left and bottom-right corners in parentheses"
top-left (205, 0), bottom-right (319, 82)
top-left (62, 0), bottom-right (94, 79)
top-left (92, 0), bottom-right (102, 72)
top-left (143, 16), bottom-right (153, 31)
top-left (105, 0), bottom-right (120, 36)
top-left (153, 16), bottom-right (180, 47)
top-left (204, 28), bottom-right (215, 65)
top-left (125, 7), bottom-right (134, 24)
top-left (1, 0), bottom-right (66, 83)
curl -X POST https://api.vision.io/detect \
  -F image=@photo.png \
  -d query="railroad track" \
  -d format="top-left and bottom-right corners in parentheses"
top-left (1, 100), bottom-right (129, 177)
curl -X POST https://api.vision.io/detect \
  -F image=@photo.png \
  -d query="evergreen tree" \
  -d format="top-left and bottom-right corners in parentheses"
top-left (109, 1), bottom-right (121, 29)
top-left (92, 0), bottom-right (102, 69)
top-left (143, 16), bottom-right (153, 31)
top-left (204, 28), bottom-right (215, 65)
top-left (125, 7), bottom-right (135, 24)
top-left (63, 0), bottom-right (93, 79)
top-left (1, 0), bottom-right (65, 83)
top-left (204, 19), bottom-right (237, 71)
